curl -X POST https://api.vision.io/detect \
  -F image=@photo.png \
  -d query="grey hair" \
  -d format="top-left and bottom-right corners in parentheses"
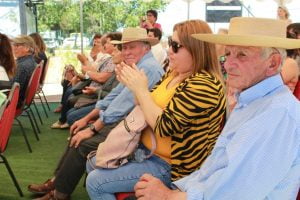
top-left (261, 47), bottom-right (286, 72)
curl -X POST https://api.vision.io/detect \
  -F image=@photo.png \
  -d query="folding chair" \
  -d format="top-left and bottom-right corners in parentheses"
top-left (35, 57), bottom-right (51, 118)
top-left (116, 192), bottom-right (135, 200)
top-left (15, 63), bottom-right (43, 152)
top-left (0, 83), bottom-right (23, 197)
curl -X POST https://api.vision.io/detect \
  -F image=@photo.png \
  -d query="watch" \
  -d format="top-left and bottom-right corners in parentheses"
top-left (88, 123), bottom-right (98, 135)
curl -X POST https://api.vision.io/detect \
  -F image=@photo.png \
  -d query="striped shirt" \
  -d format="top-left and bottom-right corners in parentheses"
top-left (153, 70), bottom-right (226, 181)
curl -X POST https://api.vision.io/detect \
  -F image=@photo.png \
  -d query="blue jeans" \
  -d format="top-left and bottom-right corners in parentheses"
top-left (66, 104), bottom-right (95, 125)
top-left (86, 145), bottom-right (171, 200)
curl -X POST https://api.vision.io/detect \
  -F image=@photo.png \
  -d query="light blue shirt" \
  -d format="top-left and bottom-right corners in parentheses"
top-left (174, 74), bottom-right (300, 200)
top-left (95, 51), bottom-right (164, 124)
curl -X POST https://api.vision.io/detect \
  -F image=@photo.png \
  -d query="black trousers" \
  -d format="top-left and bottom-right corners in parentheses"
top-left (53, 122), bottom-right (119, 194)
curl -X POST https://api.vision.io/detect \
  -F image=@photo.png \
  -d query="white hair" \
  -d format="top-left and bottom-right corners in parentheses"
top-left (261, 47), bottom-right (286, 72)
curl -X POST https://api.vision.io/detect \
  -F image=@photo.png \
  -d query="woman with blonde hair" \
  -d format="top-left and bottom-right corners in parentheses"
top-left (277, 5), bottom-right (292, 24)
top-left (85, 20), bottom-right (226, 200)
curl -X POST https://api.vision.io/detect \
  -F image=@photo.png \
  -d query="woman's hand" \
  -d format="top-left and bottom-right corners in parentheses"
top-left (82, 86), bottom-right (97, 95)
top-left (117, 62), bottom-right (148, 95)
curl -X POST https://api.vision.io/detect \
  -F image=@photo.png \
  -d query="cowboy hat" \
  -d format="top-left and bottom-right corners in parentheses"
top-left (192, 17), bottom-right (300, 49)
top-left (111, 27), bottom-right (159, 46)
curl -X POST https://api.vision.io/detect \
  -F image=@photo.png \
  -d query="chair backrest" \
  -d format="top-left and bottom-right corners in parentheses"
top-left (24, 62), bottom-right (43, 106)
top-left (39, 57), bottom-right (50, 86)
top-left (293, 79), bottom-right (300, 100)
top-left (0, 83), bottom-right (20, 153)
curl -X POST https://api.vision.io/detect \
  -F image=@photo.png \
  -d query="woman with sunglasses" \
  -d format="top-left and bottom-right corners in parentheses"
top-left (86, 20), bottom-right (226, 200)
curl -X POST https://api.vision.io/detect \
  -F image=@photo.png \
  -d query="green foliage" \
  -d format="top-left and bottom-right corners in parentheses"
top-left (37, 0), bottom-right (167, 36)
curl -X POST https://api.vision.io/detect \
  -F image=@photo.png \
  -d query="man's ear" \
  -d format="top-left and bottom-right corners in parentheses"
top-left (266, 53), bottom-right (282, 76)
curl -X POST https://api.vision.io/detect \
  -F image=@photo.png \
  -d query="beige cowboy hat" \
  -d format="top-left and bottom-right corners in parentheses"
top-left (192, 17), bottom-right (300, 49)
top-left (111, 27), bottom-right (159, 46)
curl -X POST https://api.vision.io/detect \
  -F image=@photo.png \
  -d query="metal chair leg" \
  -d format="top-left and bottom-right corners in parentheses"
top-left (25, 110), bottom-right (40, 141)
top-left (28, 107), bottom-right (41, 134)
top-left (15, 118), bottom-right (32, 153)
top-left (37, 93), bottom-right (49, 118)
top-left (41, 88), bottom-right (51, 111)
top-left (32, 101), bottom-right (43, 125)
top-left (0, 154), bottom-right (24, 197)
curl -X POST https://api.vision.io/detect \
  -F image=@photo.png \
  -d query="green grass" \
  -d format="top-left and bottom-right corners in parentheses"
top-left (0, 103), bottom-right (89, 200)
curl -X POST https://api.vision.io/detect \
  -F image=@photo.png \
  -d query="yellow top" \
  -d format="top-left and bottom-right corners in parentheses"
top-left (141, 74), bottom-right (178, 164)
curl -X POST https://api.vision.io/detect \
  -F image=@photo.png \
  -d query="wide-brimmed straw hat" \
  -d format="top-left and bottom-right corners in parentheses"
top-left (111, 27), bottom-right (159, 46)
top-left (192, 17), bottom-right (300, 49)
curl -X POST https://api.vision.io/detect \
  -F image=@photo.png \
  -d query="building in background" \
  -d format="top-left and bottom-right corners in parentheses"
top-left (0, 0), bottom-right (42, 36)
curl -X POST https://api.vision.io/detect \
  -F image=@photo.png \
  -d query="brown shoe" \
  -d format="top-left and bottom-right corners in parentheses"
top-left (33, 190), bottom-right (70, 200)
top-left (28, 179), bottom-right (55, 195)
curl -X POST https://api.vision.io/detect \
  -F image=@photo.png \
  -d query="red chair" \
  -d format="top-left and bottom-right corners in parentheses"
top-left (116, 192), bottom-right (135, 200)
top-left (293, 80), bottom-right (300, 100)
top-left (15, 63), bottom-right (43, 152)
top-left (35, 57), bottom-right (51, 117)
top-left (297, 189), bottom-right (300, 200)
top-left (0, 83), bottom-right (23, 197)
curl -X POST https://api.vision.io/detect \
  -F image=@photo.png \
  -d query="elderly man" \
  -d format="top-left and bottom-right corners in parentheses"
top-left (11, 35), bottom-right (37, 107)
top-left (134, 17), bottom-right (300, 200)
top-left (29, 27), bottom-right (164, 200)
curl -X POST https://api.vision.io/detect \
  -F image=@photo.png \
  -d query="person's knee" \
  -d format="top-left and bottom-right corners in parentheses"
top-left (86, 170), bottom-right (104, 193)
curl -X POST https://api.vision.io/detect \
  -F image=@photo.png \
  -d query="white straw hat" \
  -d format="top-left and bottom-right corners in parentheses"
top-left (192, 17), bottom-right (300, 49)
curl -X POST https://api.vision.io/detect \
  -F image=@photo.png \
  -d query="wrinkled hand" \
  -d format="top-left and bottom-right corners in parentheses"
top-left (70, 119), bottom-right (88, 135)
top-left (69, 128), bottom-right (93, 148)
top-left (82, 86), bottom-right (97, 95)
top-left (117, 62), bottom-right (148, 94)
top-left (134, 174), bottom-right (175, 200)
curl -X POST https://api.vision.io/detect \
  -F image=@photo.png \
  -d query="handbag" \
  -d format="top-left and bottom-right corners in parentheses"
top-left (87, 105), bottom-right (156, 169)
top-left (72, 79), bottom-right (92, 95)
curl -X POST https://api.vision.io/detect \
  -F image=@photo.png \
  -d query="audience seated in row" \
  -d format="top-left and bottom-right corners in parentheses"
top-left (28, 27), bottom-right (164, 200)
top-left (133, 17), bottom-right (300, 200)
top-left (50, 32), bottom-right (122, 129)
top-left (85, 20), bottom-right (226, 200)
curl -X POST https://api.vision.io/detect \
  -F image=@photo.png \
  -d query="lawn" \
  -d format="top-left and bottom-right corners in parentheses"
top-left (0, 102), bottom-right (89, 200)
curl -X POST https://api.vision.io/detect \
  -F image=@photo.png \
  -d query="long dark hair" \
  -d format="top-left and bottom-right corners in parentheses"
top-left (0, 33), bottom-right (16, 79)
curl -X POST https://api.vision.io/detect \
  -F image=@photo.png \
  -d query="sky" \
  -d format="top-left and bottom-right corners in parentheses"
top-left (157, 0), bottom-right (300, 36)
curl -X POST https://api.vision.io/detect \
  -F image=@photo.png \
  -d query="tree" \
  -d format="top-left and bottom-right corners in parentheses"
top-left (37, 0), bottom-right (167, 36)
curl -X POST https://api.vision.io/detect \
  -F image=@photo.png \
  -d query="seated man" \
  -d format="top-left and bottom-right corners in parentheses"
top-left (147, 28), bottom-right (167, 65)
top-left (134, 17), bottom-right (300, 200)
top-left (28, 27), bottom-right (164, 200)
top-left (66, 43), bottom-right (123, 125)
top-left (11, 35), bottom-right (37, 107)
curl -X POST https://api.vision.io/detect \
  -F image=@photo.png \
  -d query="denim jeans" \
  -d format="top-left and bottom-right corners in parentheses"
top-left (66, 104), bottom-right (95, 125)
top-left (86, 145), bottom-right (171, 200)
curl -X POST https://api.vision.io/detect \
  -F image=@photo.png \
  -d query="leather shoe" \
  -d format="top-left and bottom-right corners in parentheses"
top-left (28, 179), bottom-right (54, 195)
top-left (33, 190), bottom-right (70, 200)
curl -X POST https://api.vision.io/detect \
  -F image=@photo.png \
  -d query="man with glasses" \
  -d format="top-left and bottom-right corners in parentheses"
top-left (28, 27), bottom-right (164, 200)
top-left (140, 9), bottom-right (162, 31)
top-left (134, 17), bottom-right (300, 200)
top-left (11, 35), bottom-right (37, 107)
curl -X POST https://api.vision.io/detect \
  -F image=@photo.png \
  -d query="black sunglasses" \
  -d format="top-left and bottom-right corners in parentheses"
top-left (168, 39), bottom-right (183, 53)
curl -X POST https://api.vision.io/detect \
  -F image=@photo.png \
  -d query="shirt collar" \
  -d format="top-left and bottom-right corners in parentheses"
top-left (236, 74), bottom-right (284, 108)
top-left (136, 51), bottom-right (153, 66)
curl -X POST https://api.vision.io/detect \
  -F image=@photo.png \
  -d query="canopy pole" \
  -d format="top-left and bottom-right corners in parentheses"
top-left (80, 0), bottom-right (83, 53)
